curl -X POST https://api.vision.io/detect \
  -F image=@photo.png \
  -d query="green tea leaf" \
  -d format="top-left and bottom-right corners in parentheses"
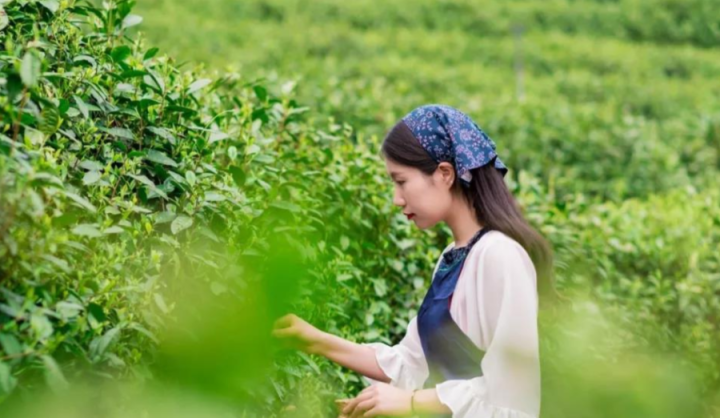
top-left (187, 79), bottom-right (212, 94)
top-left (204, 192), bottom-right (225, 202)
top-left (155, 211), bottom-right (177, 224)
top-left (74, 95), bottom-right (90, 119)
top-left (73, 55), bottom-right (97, 68)
top-left (79, 160), bottom-right (104, 171)
top-left (103, 226), bottom-right (124, 234)
top-left (143, 47), bottom-right (160, 61)
top-left (63, 191), bottom-right (97, 212)
top-left (209, 129), bottom-right (229, 143)
top-left (39, 1), bottom-right (60, 13)
top-left (90, 327), bottom-right (121, 359)
top-left (42, 255), bottom-right (70, 273)
top-left (185, 170), bottom-right (196, 186)
top-left (145, 150), bottom-right (178, 167)
top-left (127, 173), bottom-right (155, 187)
top-left (100, 127), bottom-right (134, 140)
top-left (122, 14), bottom-right (143, 29)
top-left (24, 127), bottom-right (45, 146)
top-left (56, 302), bottom-right (84, 320)
top-left (0, 361), bottom-right (17, 395)
top-left (0, 334), bottom-right (22, 357)
top-left (82, 170), bottom-right (101, 185)
top-left (143, 72), bottom-right (165, 93)
top-left (71, 224), bottom-right (102, 238)
top-left (110, 45), bottom-right (132, 63)
top-left (20, 50), bottom-right (41, 88)
top-left (147, 126), bottom-right (176, 145)
top-left (31, 313), bottom-right (53, 340)
top-left (171, 215), bottom-right (193, 234)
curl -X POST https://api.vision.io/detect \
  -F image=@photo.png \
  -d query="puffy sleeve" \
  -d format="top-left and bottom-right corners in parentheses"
top-left (434, 236), bottom-right (541, 418)
top-left (360, 315), bottom-right (429, 390)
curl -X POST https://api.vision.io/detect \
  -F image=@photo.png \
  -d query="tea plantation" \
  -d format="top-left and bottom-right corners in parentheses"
top-left (1, 0), bottom-right (719, 417)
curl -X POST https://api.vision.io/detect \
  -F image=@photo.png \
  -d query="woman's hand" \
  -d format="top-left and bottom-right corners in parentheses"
top-left (271, 313), bottom-right (328, 355)
top-left (342, 382), bottom-right (413, 417)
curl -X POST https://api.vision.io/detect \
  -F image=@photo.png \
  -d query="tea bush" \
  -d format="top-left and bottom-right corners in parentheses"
top-left (0, 2), bottom-right (469, 415)
top-left (138, 0), bottom-right (720, 202)
top-left (2, 0), bottom-right (720, 417)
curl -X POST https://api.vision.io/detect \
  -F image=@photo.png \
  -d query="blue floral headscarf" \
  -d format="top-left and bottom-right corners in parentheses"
top-left (402, 104), bottom-right (508, 188)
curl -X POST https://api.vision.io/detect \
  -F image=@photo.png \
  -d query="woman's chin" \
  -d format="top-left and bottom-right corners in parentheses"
top-left (412, 217), bottom-right (436, 230)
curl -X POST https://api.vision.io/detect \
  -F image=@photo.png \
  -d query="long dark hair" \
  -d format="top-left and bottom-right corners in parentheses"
top-left (381, 119), bottom-right (559, 305)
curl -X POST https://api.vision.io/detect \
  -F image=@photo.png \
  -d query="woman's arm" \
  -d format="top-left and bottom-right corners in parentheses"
top-left (316, 332), bottom-right (391, 383)
top-left (272, 314), bottom-right (390, 382)
top-left (340, 382), bottom-right (451, 417)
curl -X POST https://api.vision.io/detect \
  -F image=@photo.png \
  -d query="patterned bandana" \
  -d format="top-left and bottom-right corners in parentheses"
top-left (402, 104), bottom-right (508, 188)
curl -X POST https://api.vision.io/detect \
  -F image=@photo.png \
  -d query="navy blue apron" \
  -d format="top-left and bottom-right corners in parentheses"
top-left (417, 227), bottom-right (490, 417)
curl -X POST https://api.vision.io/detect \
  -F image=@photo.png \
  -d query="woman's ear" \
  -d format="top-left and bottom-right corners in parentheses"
top-left (436, 162), bottom-right (456, 188)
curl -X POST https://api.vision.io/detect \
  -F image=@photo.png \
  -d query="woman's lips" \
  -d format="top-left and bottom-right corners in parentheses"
top-left (406, 213), bottom-right (415, 219)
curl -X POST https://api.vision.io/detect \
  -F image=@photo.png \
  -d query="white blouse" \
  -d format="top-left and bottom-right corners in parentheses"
top-left (361, 230), bottom-right (540, 418)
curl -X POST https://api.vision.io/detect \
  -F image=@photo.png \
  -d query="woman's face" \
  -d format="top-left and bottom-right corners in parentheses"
top-left (385, 159), bottom-right (455, 229)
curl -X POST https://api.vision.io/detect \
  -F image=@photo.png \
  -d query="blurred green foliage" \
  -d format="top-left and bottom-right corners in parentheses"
top-left (1, 0), bottom-right (720, 417)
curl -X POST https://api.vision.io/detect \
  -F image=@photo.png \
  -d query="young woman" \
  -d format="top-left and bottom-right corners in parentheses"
top-left (272, 104), bottom-right (555, 418)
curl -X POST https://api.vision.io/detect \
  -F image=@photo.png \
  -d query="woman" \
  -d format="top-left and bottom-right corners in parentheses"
top-left (272, 104), bottom-right (555, 418)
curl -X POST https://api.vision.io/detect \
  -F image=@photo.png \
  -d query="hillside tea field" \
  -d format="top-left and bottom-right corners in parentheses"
top-left (1, 0), bottom-right (720, 417)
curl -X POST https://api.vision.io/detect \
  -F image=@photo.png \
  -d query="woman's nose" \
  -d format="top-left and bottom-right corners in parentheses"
top-left (393, 189), bottom-right (405, 207)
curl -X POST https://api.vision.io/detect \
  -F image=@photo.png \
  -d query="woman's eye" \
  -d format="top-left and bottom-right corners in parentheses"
top-left (396, 181), bottom-right (405, 186)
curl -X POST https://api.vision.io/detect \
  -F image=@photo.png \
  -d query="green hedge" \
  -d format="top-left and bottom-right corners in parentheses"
top-left (0, 2), bottom-right (451, 415)
top-left (0, 0), bottom-right (331, 408)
